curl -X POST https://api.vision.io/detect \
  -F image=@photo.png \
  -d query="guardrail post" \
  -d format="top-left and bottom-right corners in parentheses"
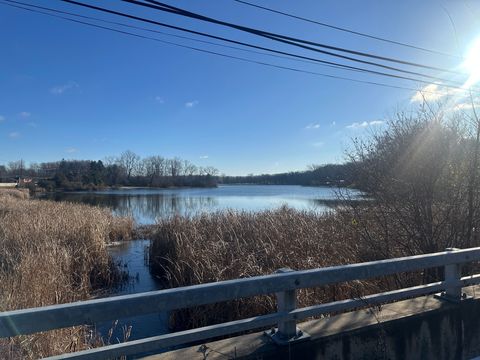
top-left (265, 268), bottom-right (310, 345)
top-left (444, 248), bottom-right (462, 301)
top-left (276, 268), bottom-right (297, 339)
top-left (435, 247), bottom-right (472, 303)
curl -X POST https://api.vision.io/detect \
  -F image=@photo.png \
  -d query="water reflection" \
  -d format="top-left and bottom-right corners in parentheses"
top-left (44, 192), bottom-right (219, 223)
top-left (40, 185), bottom-right (362, 345)
top-left (96, 240), bottom-right (168, 344)
top-left (41, 185), bottom-right (360, 224)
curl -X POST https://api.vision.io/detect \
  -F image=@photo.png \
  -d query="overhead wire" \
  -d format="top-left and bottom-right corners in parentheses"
top-left (54, 0), bottom-right (472, 89)
top-left (0, 0), bottom-right (365, 73)
top-left (131, 0), bottom-right (464, 74)
top-left (1, 1), bottom-right (475, 97)
top-left (233, 0), bottom-right (463, 59)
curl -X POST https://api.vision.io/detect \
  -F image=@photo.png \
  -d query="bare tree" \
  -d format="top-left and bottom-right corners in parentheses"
top-left (118, 150), bottom-right (140, 179)
top-left (460, 93), bottom-right (480, 248)
top-left (204, 166), bottom-right (219, 176)
top-left (169, 157), bottom-right (183, 177)
top-left (346, 99), bottom-right (478, 265)
top-left (143, 155), bottom-right (166, 185)
top-left (183, 160), bottom-right (197, 176)
top-left (7, 160), bottom-right (24, 178)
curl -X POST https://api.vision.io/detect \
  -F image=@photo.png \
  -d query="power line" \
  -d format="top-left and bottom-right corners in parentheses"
top-left (233, 0), bottom-right (462, 60)
top-left (57, 0), bottom-right (471, 89)
top-left (1, 0), bottom-right (364, 73)
top-left (0, 0), bottom-right (458, 86)
top-left (14, 0), bottom-right (430, 86)
top-left (1, 1), bottom-right (470, 98)
top-left (56, 0), bottom-right (423, 80)
top-left (7, 0), bottom-right (478, 93)
top-left (132, 0), bottom-right (464, 75)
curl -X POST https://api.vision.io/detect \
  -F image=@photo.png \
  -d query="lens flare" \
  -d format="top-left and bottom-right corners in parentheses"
top-left (463, 36), bottom-right (480, 88)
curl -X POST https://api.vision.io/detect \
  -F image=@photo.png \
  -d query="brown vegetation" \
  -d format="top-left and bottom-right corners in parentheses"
top-left (148, 206), bottom-right (411, 331)
top-left (0, 188), bottom-right (29, 199)
top-left (0, 189), bottom-right (134, 359)
top-left (149, 101), bottom-right (480, 331)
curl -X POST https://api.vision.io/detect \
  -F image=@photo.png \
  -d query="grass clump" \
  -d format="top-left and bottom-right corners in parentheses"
top-left (0, 188), bottom-right (29, 199)
top-left (149, 206), bottom-right (385, 330)
top-left (0, 189), bottom-right (134, 359)
top-left (149, 203), bottom-right (465, 331)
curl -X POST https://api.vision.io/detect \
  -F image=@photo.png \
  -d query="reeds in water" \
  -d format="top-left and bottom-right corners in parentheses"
top-left (0, 189), bottom-right (134, 358)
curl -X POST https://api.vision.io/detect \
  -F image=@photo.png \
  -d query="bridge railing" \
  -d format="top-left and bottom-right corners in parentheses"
top-left (2, 247), bottom-right (480, 359)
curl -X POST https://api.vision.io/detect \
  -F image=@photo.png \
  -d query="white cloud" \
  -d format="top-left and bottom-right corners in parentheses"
top-left (312, 141), bottom-right (324, 147)
top-left (305, 123), bottom-right (320, 130)
top-left (411, 83), bottom-right (448, 103)
top-left (452, 102), bottom-right (480, 111)
top-left (50, 81), bottom-right (79, 95)
top-left (346, 121), bottom-right (368, 129)
top-left (454, 102), bottom-right (472, 110)
top-left (199, 155), bottom-right (209, 159)
top-left (346, 120), bottom-right (384, 129)
top-left (19, 111), bottom-right (31, 118)
top-left (65, 147), bottom-right (78, 153)
top-left (330, 121), bottom-right (336, 127)
top-left (0, 115), bottom-right (4, 123)
top-left (155, 96), bottom-right (165, 104)
top-left (185, 100), bottom-right (199, 108)
top-left (8, 132), bottom-right (20, 139)
top-left (27, 122), bottom-right (38, 128)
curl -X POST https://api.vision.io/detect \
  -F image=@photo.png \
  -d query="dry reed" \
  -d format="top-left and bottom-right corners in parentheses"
top-left (0, 189), bottom-right (134, 359)
top-left (149, 206), bottom-right (395, 330)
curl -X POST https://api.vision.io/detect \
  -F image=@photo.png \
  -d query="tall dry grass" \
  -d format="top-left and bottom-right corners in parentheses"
top-left (149, 206), bottom-right (408, 331)
top-left (0, 189), bottom-right (134, 359)
top-left (0, 188), bottom-right (29, 199)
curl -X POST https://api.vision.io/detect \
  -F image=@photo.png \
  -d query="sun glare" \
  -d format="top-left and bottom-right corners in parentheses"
top-left (463, 36), bottom-right (480, 88)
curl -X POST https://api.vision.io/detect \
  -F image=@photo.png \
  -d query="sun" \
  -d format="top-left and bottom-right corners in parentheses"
top-left (463, 36), bottom-right (480, 88)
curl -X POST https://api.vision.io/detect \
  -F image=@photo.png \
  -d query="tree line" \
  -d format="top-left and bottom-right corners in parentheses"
top-left (220, 163), bottom-right (354, 186)
top-left (0, 150), bottom-right (219, 191)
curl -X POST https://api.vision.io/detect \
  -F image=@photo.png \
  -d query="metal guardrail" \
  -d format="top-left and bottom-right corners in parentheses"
top-left (2, 247), bottom-right (480, 359)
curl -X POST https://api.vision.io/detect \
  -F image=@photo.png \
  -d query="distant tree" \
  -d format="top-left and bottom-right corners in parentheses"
top-left (4, 152), bottom-right (218, 190)
top-left (87, 160), bottom-right (105, 185)
top-left (105, 164), bottom-right (123, 186)
top-left (0, 165), bottom-right (7, 181)
top-left (118, 150), bottom-right (140, 180)
top-left (7, 160), bottom-right (24, 178)
top-left (204, 166), bottom-right (219, 176)
top-left (169, 157), bottom-right (183, 177)
top-left (143, 156), bottom-right (166, 185)
top-left (183, 160), bottom-right (198, 176)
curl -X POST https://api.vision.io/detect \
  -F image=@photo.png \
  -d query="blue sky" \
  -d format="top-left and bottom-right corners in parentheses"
top-left (1, 0), bottom-right (479, 175)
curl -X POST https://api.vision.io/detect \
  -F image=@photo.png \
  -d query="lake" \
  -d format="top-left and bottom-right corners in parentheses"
top-left (40, 185), bottom-right (359, 345)
top-left (41, 184), bottom-right (359, 224)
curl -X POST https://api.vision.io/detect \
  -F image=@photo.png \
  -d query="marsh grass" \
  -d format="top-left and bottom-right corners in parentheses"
top-left (149, 206), bottom-right (407, 331)
top-left (0, 189), bottom-right (134, 359)
top-left (0, 188), bottom-right (29, 199)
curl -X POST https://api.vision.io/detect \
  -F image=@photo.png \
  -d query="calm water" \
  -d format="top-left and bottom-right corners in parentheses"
top-left (95, 240), bottom-right (169, 345)
top-left (42, 184), bottom-right (358, 224)
top-left (42, 185), bottom-right (359, 344)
